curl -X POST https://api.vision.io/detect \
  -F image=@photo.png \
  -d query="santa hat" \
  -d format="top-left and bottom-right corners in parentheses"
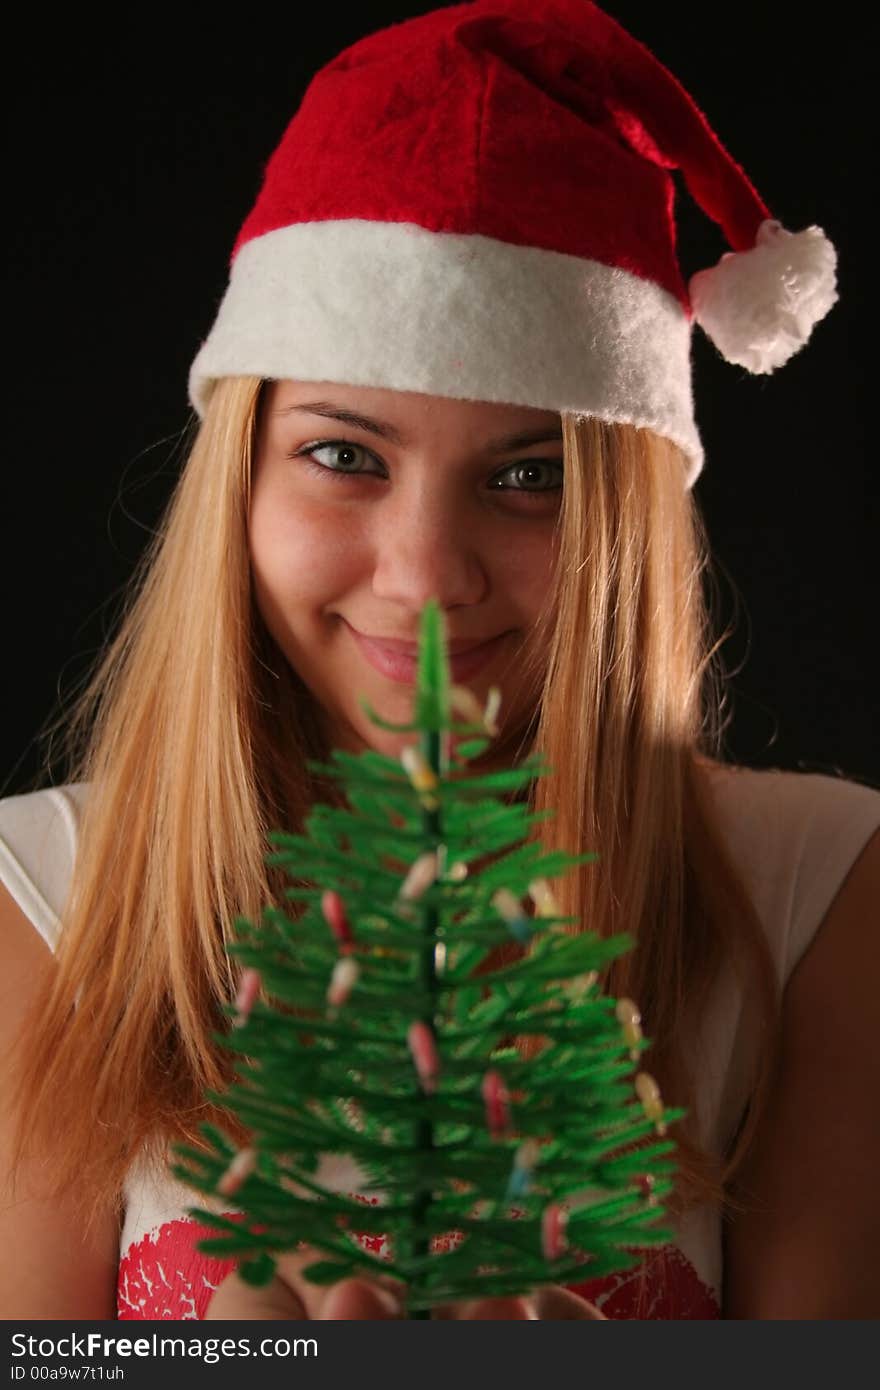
top-left (188, 0), bottom-right (838, 489)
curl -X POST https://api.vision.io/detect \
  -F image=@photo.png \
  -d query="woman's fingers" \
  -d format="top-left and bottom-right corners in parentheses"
top-left (205, 1249), bottom-right (333, 1319)
top-left (246, 1251), bottom-right (404, 1320)
top-left (433, 1286), bottom-right (607, 1320)
top-left (205, 1251), bottom-right (604, 1322)
top-left (318, 1277), bottom-right (403, 1319)
top-left (205, 1257), bottom-right (403, 1320)
top-left (454, 1295), bottom-right (536, 1320)
top-left (204, 1268), bottom-right (308, 1320)
top-left (530, 1286), bottom-right (607, 1319)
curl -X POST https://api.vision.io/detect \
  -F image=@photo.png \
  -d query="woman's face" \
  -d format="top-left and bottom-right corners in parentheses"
top-left (250, 380), bottom-right (563, 766)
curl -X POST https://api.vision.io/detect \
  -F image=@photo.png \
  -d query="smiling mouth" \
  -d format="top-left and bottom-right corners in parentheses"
top-left (345, 622), bottom-right (509, 685)
top-left (352, 629), bottom-right (504, 656)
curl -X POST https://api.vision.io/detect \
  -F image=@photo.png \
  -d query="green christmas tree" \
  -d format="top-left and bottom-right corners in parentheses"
top-left (172, 598), bottom-right (682, 1315)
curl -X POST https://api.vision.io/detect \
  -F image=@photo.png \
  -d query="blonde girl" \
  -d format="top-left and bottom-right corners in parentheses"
top-left (2, 0), bottom-right (877, 1320)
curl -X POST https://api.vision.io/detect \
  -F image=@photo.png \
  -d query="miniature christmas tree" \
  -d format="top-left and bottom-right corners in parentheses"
top-left (172, 598), bottom-right (681, 1315)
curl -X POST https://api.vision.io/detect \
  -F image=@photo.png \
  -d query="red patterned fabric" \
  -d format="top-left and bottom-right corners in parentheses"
top-left (117, 1216), bottom-right (719, 1320)
top-left (567, 1247), bottom-right (719, 1319)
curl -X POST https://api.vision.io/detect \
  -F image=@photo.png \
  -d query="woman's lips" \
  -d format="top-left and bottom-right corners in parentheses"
top-left (347, 624), bottom-right (509, 685)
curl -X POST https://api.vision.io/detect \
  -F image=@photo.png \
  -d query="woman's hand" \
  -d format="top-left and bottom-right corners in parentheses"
top-left (204, 1251), bottom-right (605, 1320)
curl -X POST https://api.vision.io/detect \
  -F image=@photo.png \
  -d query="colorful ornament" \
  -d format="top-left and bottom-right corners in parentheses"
top-left (615, 997), bottom-right (644, 1061)
top-left (482, 1069), bottom-right (512, 1137)
top-left (506, 1137), bottom-right (541, 1200)
top-left (327, 956), bottom-right (359, 1010)
top-left (635, 1071), bottom-right (667, 1135)
top-left (492, 887), bottom-right (533, 944)
top-left (232, 968), bottom-right (261, 1028)
top-left (398, 850), bottom-right (440, 904)
top-left (449, 682), bottom-right (502, 737)
top-left (408, 1021), bottom-right (440, 1095)
top-left (541, 1203), bottom-right (569, 1262)
top-left (482, 688), bottom-right (502, 738)
top-left (400, 745), bottom-right (440, 811)
top-left (321, 889), bottom-right (354, 952)
top-left (445, 860), bottom-right (469, 883)
top-left (217, 1147), bottom-right (257, 1198)
top-left (635, 1174), bottom-right (658, 1207)
top-left (528, 878), bottom-right (559, 918)
top-left (565, 971), bottom-right (598, 1001)
top-left (449, 685), bottom-right (487, 728)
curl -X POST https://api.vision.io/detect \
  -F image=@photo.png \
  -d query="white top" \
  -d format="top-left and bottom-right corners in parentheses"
top-left (2, 767), bottom-right (878, 1320)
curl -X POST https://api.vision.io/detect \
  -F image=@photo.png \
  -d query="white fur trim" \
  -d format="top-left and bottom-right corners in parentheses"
top-left (689, 220), bottom-right (838, 374)
top-left (189, 221), bottom-right (703, 488)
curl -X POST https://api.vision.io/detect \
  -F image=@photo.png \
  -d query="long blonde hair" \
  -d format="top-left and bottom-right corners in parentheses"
top-left (10, 377), bottom-right (777, 1229)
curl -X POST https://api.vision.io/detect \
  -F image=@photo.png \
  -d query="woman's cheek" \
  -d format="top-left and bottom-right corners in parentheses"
top-left (251, 488), bottom-right (348, 591)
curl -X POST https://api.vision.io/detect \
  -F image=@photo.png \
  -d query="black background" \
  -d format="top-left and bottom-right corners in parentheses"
top-left (4, 3), bottom-right (875, 795)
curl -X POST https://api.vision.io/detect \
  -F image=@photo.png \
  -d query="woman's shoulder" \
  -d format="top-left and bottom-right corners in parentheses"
top-left (0, 784), bottom-right (119, 1318)
top-left (698, 760), bottom-right (880, 978)
top-left (699, 760), bottom-right (880, 856)
top-left (0, 783), bottom-right (90, 954)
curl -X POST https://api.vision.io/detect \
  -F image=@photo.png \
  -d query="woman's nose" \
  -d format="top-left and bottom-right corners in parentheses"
top-left (368, 490), bottom-right (489, 611)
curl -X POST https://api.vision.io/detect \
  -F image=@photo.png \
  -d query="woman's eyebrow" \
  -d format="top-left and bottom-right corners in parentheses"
top-left (274, 401), bottom-right (405, 444)
top-left (486, 424), bottom-right (564, 453)
top-left (273, 401), bottom-right (563, 453)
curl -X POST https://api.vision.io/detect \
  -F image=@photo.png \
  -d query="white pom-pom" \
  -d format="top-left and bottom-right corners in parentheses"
top-left (689, 220), bottom-right (838, 373)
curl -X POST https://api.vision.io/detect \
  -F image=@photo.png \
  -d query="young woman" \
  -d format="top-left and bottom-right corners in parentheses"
top-left (2, 1), bottom-right (877, 1320)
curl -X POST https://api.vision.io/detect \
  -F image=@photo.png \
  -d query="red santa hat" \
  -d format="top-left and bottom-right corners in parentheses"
top-left (188, 0), bottom-right (838, 489)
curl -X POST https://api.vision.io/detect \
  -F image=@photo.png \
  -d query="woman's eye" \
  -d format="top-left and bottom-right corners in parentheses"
top-left (491, 461), bottom-right (563, 495)
top-left (298, 442), bottom-right (377, 476)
